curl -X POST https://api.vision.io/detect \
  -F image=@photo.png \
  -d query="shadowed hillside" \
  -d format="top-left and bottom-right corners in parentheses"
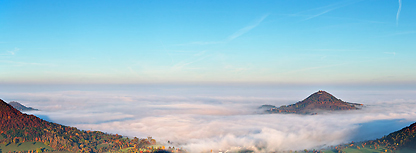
top-left (265, 90), bottom-right (362, 114)
top-left (8, 101), bottom-right (38, 111)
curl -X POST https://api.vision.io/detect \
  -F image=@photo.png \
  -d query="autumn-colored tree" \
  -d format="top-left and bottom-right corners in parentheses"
top-left (13, 137), bottom-right (20, 144)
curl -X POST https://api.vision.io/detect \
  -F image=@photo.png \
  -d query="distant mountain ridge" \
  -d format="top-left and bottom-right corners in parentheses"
top-left (265, 90), bottom-right (362, 114)
top-left (8, 101), bottom-right (38, 111)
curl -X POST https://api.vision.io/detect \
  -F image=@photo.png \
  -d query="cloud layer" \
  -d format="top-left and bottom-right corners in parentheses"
top-left (1, 85), bottom-right (416, 152)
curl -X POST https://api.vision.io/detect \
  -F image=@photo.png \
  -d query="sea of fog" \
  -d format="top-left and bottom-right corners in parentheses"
top-left (1, 84), bottom-right (416, 152)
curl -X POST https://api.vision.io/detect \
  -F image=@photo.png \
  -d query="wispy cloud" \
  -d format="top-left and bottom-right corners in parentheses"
top-left (8, 47), bottom-right (19, 55)
top-left (396, 0), bottom-right (402, 26)
top-left (302, 8), bottom-right (338, 21)
top-left (171, 51), bottom-right (210, 70)
top-left (289, 0), bottom-right (362, 21)
top-left (227, 14), bottom-right (268, 41)
top-left (381, 31), bottom-right (416, 37)
top-left (177, 14), bottom-right (269, 46)
top-left (176, 41), bottom-right (225, 46)
top-left (1, 47), bottom-right (20, 56)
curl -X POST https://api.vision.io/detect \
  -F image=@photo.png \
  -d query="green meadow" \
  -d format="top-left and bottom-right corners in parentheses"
top-left (0, 141), bottom-right (53, 153)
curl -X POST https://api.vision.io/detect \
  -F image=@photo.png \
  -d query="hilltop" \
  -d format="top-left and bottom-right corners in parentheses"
top-left (8, 101), bottom-right (38, 111)
top-left (264, 90), bottom-right (362, 114)
top-left (0, 99), bottom-right (169, 153)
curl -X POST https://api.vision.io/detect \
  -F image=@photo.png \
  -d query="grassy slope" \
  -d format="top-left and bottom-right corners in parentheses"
top-left (342, 147), bottom-right (387, 153)
top-left (116, 147), bottom-right (135, 153)
top-left (0, 141), bottom-right (53, 152)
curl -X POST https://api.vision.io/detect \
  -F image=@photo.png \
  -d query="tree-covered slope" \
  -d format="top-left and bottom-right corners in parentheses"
top-left (0, 99), bottom-right (158, 153)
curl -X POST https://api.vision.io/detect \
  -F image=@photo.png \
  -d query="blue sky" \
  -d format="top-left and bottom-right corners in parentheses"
top-left (1, 0), bottom-right (415, 85)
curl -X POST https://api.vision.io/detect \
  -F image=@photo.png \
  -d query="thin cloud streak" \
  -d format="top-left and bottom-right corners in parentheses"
top-left (177, 14), bottom-right (268, 46)
top-left (396, 0), bottom-right (402, 26)
top-left (302, 8), bottom-right (336, 21)
top-left (1, 48), bottom-right (20, 56)
top-left (8, 47), bottom-right (20, 55)
top-left (291, 0), bottom-right (362, 21)
top-left (227, 14), bottom-right (268, 41)
top-left (175, 41), bottom-right (225, 46)
top-left (381, 31), bottom-right (416, 37)
top-left (171, 54), bottom-right (210, 70)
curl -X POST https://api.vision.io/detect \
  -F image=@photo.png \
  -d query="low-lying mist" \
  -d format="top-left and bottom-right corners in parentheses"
top-left (1, 85), bottom-right (416, 152)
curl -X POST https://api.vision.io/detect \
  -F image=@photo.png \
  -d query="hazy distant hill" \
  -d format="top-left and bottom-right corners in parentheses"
top-left (258, 104), bottom-right (276, 109)
top-left (0, 99), bottom-right (157, 153)
top-left (8, 101), bottom-right (38, 111)
top-left (264, 90), bottom-right (362, 114)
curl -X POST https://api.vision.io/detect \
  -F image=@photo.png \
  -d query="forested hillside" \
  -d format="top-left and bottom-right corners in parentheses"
top-left (0, 99), bottom-right (166, 153)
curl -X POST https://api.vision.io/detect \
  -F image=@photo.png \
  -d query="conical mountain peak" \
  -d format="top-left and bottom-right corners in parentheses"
top-left (300, 90), bottom-right (343, 105)
top-left (266, 90), bottom-right (362, 114)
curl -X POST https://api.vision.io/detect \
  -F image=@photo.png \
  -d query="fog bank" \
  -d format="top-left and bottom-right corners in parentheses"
top-left (1, 85), bottom-right (416, 152)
